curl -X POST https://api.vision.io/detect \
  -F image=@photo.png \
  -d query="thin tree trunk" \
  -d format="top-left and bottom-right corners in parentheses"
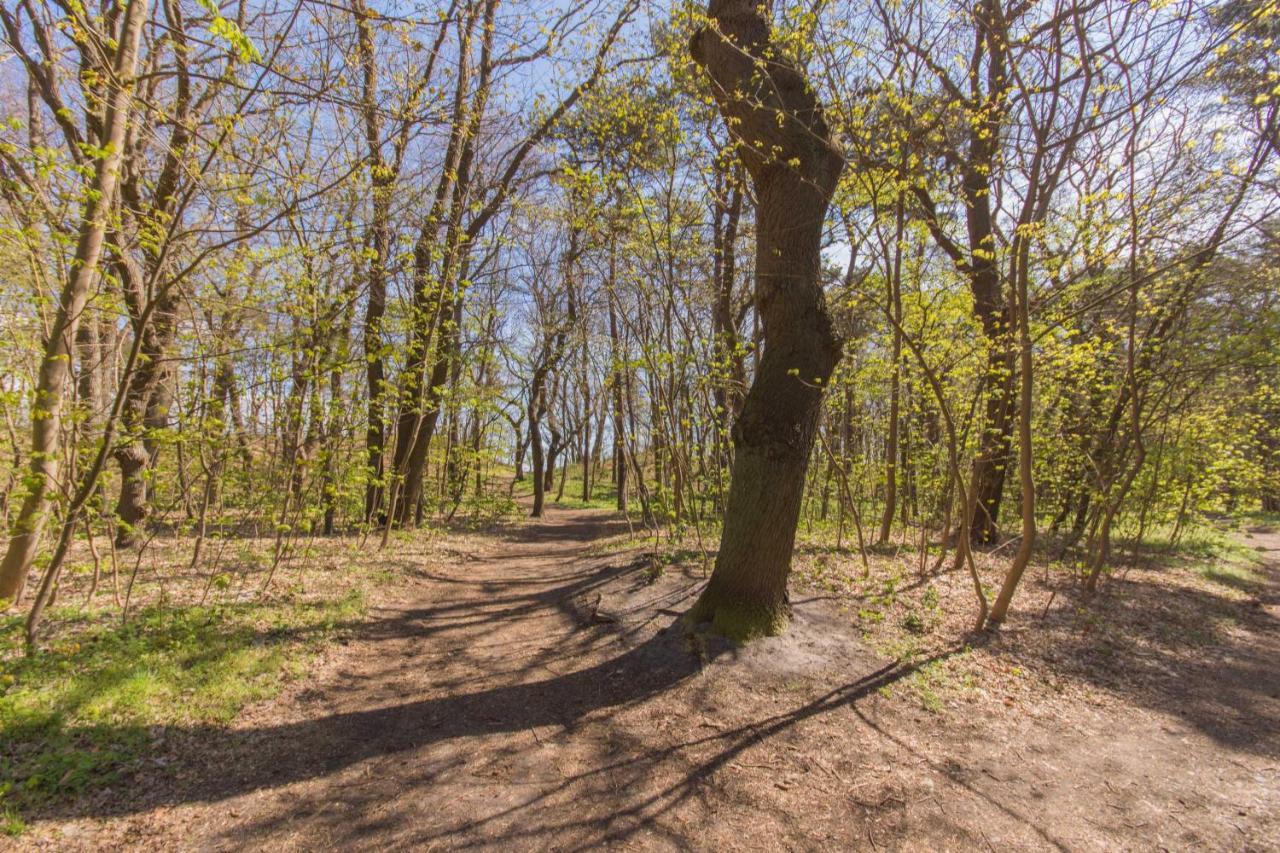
top-left (878, 194), bottom-right (905, 544)
top-left (0, 0), bottom-right (148, 606)
top-left (607, 269), bottom-right (628, 513)
top-left (530, 392), bottom-right (546, 517)
top-left (988, 240), bottom-right (1036, 626)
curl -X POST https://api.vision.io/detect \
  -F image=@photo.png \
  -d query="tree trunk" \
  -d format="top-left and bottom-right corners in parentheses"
top-left (513, 423), bottom-right (527, 481)
top-left (529, 394), bottom-right (546, 518)
top-left (711, 162), bottom-right (746, 462)
top-left (0, 0), bottom-right (148, 606)
top-left (580, 343), bottom-right (592, 502)
top-left (607, 265), bottom-right (628, 513)
top-left (393, 292), bottom-right (458, 526)
top-left (544, 419), bottom-right (562, 495)
top-left (387, 2), bottom-right (486, 526)
top-left (112, 300), bottom-right (177, 546)
top-left (988, 233), bottom-right (1036, 625)
top-left (878, 195), bottom-right (906, 544)
top-left (970, 345), bottom-right (1016, 544)
top-left (685, 0), bottom-right (845, 640)
top-left (354, 0), bottom-right (393, 524)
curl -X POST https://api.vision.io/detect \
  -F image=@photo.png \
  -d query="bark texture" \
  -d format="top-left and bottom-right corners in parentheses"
top-left (0, 0), bottom-right (148, 605)
top-left (685, 0), bottom-right (845, 640)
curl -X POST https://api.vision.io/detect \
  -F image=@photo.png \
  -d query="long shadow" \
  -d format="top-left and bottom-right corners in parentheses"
top-left (1028, 557), bottom-right (1280, 756)
top-left (206, 645), bottom-right (1044, 852)
top-left (29, 518), bottom-right (917, 842)
top-left (38, 639), bottom-right (1000, 853)
top-left (37, 616), bottom-right (702, 821)
top-left (23, 505), bottom-right (1076, 851)
top-left (46, 506), bottom-right (1273, 847)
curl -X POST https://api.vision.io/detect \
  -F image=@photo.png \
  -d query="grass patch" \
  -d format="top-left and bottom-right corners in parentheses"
top-left (903, 655), bottom-right (977, 714)
top-left (1199, 561), bottom-right (1261, 591)
top-left (1225, 510), bottom-right (1280, 534)
top-left (551, 496), bottom-right (617, 510)
top-left (551, 485), bottom-right (621, 511)
top-left (1166, 523), bottom-right (1265, 591)
top-left (1, 806), bottom-right (26, 836)
top-left (0, 590), bottom-right (363, 823)
top-left (1112, 521), bottom-right (1265, 590)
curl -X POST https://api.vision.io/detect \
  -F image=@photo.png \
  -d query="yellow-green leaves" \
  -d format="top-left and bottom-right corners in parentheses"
top-left (196, 0), bottom-right (260, 62)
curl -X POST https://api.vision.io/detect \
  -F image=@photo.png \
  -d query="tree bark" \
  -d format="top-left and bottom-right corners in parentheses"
top-left (711, 161), bottom-right (746, 459)
top-left (349, 0), bottom-right (412, 524)
top-left (529, 383), bottom-right (548, 517)
top-left (878, 194), bottom-right (905, 544)
top-left (112, 279), bottom-right (178, 546)
top-left (0, 0), bottom-right (148, 606)
top-left (987, 230), bottom-right (1036, 625)
top-left (685, 0), bottom-right (845, 640)
top-left (110, 0), bottom-right (199, 545)
top-left (607, 279), bottom-right (628, 513)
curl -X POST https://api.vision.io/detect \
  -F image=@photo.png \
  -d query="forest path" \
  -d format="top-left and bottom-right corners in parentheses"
top-left (192, 505), bottom-right (713, 849)
top-left (1247, 524), bottom-right (1280, 573)
top-left (23, 507), bottom-right (1280, 851)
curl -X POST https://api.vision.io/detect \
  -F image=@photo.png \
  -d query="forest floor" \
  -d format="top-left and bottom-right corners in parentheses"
top-left (6, 506), bottom-right (1280, 851)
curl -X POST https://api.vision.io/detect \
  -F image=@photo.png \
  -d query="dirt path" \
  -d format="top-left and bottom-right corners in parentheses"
top-left (20, 508), bottom-right (1280, 851)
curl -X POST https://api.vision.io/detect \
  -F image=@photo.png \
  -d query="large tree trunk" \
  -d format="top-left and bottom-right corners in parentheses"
top-left (386, 4), bottom-right (482, 527)
top-left (684, 0), bottom-right (846, 640)
top-left (0, 0), bottom-right (148, 606)
top-left (109, 0), bottom-right (198, 545)
top-left (905, 0), bottom-right (1015, 547)
top-left (987, 233), bottom-right (1037, 625)
top-left (961, 115), bottom-right (1015, 547)
top-left (970, 343), bottom-right (1016, 544)
top-left (391, 284), bottom-right (459, 526)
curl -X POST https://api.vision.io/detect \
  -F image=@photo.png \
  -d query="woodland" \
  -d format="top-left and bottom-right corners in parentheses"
top-left (0, 0), bottom-right (1277, 848)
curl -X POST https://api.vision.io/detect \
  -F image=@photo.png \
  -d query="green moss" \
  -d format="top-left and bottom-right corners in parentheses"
top-left (685, 595), bottom-right (788, 643)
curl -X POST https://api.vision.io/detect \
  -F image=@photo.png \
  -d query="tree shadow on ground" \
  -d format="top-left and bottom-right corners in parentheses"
top-left (26, 511), bottom-right (1279, 848)
top-left (37, 636), bottom-right (967, 850)
top-left (1019, 556), bottom-right (1280, 757)
top-left (29, 524), bottom-right (977, 853)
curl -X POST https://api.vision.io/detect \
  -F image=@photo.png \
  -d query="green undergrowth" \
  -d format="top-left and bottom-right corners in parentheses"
top-left (0, 590), bottom-right (363, 826)
top-left (550, 494), bottom-right (621, 511)
top-left (1120, 521), bottom-right (1267, 591)
top-left (1196, 549), bottom-right (1264, 591)
top-left (1235, 510), bottom-right (1280, 533)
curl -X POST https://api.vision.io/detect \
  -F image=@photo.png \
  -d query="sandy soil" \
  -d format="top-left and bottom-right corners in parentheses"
top-left (11, 508), bottom-right (1280, 851)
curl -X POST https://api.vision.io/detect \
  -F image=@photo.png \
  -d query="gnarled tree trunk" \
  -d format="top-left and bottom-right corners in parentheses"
top-left (685, 0), bottom-right (846, 640)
